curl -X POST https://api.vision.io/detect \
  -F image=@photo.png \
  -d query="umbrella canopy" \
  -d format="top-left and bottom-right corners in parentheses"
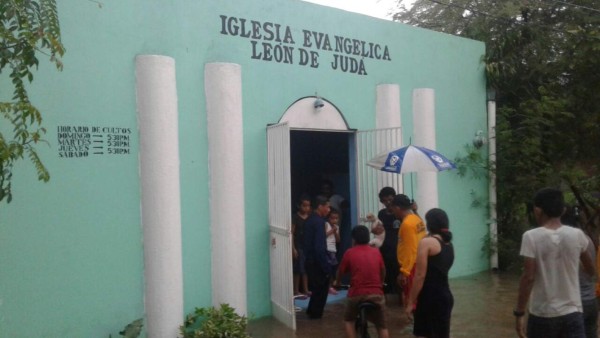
top-left (366, 145), bottom-right (456, 174)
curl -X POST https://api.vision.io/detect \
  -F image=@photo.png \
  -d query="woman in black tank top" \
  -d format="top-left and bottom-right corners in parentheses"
top-left (404, 208), bottom-right (455, 338)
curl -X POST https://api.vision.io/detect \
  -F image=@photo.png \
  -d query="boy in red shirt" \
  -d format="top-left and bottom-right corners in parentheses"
top-left (336, 225), bottom-right (389, 338)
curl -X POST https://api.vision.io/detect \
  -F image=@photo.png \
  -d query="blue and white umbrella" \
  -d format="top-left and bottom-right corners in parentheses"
top-left (366, 145), bottom-right (456, 174)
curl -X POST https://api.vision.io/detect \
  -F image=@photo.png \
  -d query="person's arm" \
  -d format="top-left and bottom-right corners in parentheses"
top-left (325, 224), bottom-right (335, 236)
top-left (581, 249), bottom-right (597, 280)
top-left (380, 255), bottom-right (386, 286)
top-left (515, 256), bottom-right (535, 338)
top-left (315, 221), bottom-right (331, 275)
top-left (405, 238), bottom-right (430, 318)
top-left (334, 225), bottom-right (341, 243)
top-left (397, 220), bottom-right (416, 277)
top-left (335, 254), bottom-right (347, 288)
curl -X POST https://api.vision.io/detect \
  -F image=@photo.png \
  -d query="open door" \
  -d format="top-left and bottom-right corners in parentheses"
top-left (266, 122), bottom-right (295, 330)
top-left (355, 127), bottom-right (403, 220)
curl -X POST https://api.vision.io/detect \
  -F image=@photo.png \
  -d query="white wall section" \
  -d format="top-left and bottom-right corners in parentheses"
top-left (135, 55), bottom-right (184, 338)
top-left (204, 63), bottom-right (248, 315)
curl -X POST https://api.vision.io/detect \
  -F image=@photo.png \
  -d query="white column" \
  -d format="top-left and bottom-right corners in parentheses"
top-left (135, 55), bottom-right (183, 338)
top-left (412, 88), bottom-right (438, 215)
top-left (204, 63), bottom-right (247, 315)
top-left (376, 84), bottom-right (401, 129)
top-left (488, 99), bottom-right (498, 269)
top-left (376, 84), bottom-right (403, 193)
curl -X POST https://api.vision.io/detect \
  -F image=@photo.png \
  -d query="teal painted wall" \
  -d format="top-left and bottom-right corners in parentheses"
top-left (0, 0), bottom-right (488, 336)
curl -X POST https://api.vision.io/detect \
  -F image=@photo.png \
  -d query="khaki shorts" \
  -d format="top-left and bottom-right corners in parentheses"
top-left (343, 294), bottom-right (387, 329)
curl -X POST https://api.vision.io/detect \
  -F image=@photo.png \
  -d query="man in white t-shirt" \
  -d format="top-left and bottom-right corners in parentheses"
top-left (514, 188), bottom-right (596, 338)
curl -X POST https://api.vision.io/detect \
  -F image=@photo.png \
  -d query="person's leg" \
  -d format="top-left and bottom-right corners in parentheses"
top-left (293, 274), bottom-right (300, 295)
top-left (298, 250), bottom-right (309, 295)
top-left (327, 252), bottom-right (338, 295)
top-left (562, 312), bottom-right (585, 338)
top-left (344, 297), bottom-right (360, 338)
top-left (305, 260), bottom-right (329, 318)
top-left (429, 290), bottom-right (453, 338)
top-left (368, 295), bottom-right (389, 338)
top-left (402, 267), bottom-right (416, 310)
top-left (383, 255), bottom-right (398, 294)
top-left (376, 328), bottom-right (389, 338)
top-left (308, 272), bottom-right (329, 318)
top-left (344, 321), bottom-right (356, 338)
top-left (582, 298), bottom-right (598, 338)
top-left (305, 259), bottom-right (318, 316)
top-left (302, 274), bottom-right (310, 295)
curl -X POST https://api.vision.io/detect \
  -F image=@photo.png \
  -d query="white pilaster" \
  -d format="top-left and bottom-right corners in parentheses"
top-left (376, 84), bottom-right (403, 193)
top-left (135, 55), bottom-right (184, 338)
top-left (204, 63), bottom-right (247, 315)
top-left (412, 88), bottom-right (438, 215)
top-left (488, 99), bottom-right (498, 269)
top-left (376, 84), bottom-right (401, 130)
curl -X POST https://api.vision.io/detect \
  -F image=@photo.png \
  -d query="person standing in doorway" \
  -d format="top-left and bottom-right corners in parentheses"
top-left (320, 179), bottom-right (347, 213)
top-left (392, 194), bottom-right (427, 308)
top-left (514, 188), bottom-right (596, 338)
top-left (304, 195), bottom-right (332, 319)
top-left (377, 187), bottom-right (400, 296)
top-left (292, 194), bottom-right (311, 297)
top-left (325, 208), bottom-right (341, 295)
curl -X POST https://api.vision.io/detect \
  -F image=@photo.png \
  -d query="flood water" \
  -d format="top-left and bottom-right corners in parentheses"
top-left (248, 270), bottom-right (520, 337)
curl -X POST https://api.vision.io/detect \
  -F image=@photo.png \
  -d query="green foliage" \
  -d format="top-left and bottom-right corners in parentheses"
top-left (454, 143), bottom-right (489, 180)
top-left (109, 318), bottom-right (143, 338)
top-left (0, 0), bottom-right (64, 203)
top-left (181, 304), bottom-right (251, 338)
top-left (395, 0), bottom-right (600, 269)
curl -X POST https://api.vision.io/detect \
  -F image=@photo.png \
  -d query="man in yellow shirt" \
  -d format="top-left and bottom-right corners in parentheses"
top-left (391, 194), bottom-right (426, 307)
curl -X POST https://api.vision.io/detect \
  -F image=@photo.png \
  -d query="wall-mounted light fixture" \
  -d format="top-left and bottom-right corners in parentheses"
top-left (473, 130), bottom-right (486, 149)
top-left (313, 93), bottom-right (324, 112)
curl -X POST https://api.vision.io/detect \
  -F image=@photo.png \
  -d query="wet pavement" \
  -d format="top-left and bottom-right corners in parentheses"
top-left (248, 270), bottom-right (520, 337)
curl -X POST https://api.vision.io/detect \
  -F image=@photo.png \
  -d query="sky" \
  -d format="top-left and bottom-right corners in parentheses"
top-left (301, 0), bottom-right (414, 20)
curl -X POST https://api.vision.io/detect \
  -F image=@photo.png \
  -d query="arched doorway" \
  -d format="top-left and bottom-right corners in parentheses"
top-left (266, 96), bottom-right (402, 330)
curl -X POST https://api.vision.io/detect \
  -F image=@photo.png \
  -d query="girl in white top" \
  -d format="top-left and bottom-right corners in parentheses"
top-left (326, 209), bottom-right (341, 294)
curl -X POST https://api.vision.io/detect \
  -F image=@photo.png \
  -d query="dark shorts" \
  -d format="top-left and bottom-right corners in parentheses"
top-left (293, 249), bottom-right (306, 275)
top-left (527, 312), bottom-right (585, 338)
top-left (326, 251), bottom-right (338, 266)
top-left (343, 294), bottom-right (387, 329)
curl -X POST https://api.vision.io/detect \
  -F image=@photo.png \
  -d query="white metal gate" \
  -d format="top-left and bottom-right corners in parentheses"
top-left (355, 127), bottom-right (403, 220)
top-left (266, 122), bottom-right (295, 330)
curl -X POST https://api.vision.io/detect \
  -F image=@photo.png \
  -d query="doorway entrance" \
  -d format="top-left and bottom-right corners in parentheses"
top-left (290, 129), bottom-right (353, 263)
top-left (266, 97), bottom-right (403, 330)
